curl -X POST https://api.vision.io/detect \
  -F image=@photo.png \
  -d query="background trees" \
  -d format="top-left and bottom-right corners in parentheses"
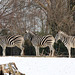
top-left (0, 0), bottom-right (75, 35)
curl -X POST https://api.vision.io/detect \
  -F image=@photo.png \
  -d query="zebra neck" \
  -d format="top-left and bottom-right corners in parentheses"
top-left (30, 37), bottom-right (33, 41)
top-left (30, 35), bottom-right (34, 41)
top-left (60, 35), bottom-right (67, 44)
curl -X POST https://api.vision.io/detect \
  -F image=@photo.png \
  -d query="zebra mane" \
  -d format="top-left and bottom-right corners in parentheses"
top-left (26, 30), bottom-right (35, 36)
top-left (59, 31), bottom-right (68, 37)
top-left (25, 30), bottom-right (36, 41)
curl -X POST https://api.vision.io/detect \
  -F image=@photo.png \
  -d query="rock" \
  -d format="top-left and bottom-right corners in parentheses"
top-left (0, 62), bottom-right (25, 75)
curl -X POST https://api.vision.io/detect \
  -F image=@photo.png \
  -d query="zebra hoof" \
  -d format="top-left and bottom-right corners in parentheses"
top-left (49, 54), bottom-right (51, 57)
top-left (3, 54), bottom-right (5, 56)
top-left (21, 54), bottom-right (24, 57)
top-left (36, 55), bottom-right (40, 57)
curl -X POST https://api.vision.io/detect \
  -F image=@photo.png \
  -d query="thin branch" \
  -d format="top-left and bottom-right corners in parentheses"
top-left (33, 0), bottom-right (48, 11)
top-left (0, 0), bottom-right (14, 17)
top-left (0, 0), bottom-right (9, 10)
top-left (45, 0), bottom-right (51, 7)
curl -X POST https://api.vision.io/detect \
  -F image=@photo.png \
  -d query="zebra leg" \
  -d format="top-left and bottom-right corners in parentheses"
top-left (21, 47), bottom-right (24, 56)
top-left (49, 46), bottom-right (51, 56)
top-left (49, 46), bottom-right (55, 57)
top-left (52, 47), bottom-right (55, 57)
top-left (2, 46), bottom-right (6, 56)
top-left (20, 46), bottom-right (24, 56)
top-left (67, 47), bottom-right (71, 58)
top-left (35, 46), bottom-right (39, 56)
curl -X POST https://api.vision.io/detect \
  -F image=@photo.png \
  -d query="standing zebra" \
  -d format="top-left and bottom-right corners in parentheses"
top-left (55, 31), bottom-right (75, 58)
top-left (24, 30), bottom-right (55, 56)
top-left (0, 35), bottom-right (24, 56)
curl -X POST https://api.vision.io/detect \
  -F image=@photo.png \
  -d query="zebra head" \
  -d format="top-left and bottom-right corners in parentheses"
top-left (24, 30), bottom-right (35, 41)
top-left (55, 31), bottom-right (62, 43)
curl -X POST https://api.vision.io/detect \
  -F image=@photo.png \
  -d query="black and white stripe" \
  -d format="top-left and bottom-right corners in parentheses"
top-left (55, 31), bottom-right (75, 58)
top-left (25, 30), bottom-right (55, 56)
top-left (40, 35), bottom-right (54, 46)
top-left (0, 35), bottom-right (24, 56)
top-left (7, 35), bottom-right (23, 45)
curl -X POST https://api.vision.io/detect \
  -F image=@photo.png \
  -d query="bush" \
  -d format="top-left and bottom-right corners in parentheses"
top-left (54, 40), bottom-right (68, 56)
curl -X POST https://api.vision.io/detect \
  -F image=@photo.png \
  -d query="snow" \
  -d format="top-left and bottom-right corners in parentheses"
top-left (0, 57), bottom-right (75, 75)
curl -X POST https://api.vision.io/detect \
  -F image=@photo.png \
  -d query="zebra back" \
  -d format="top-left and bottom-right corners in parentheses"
top-left (0, 34), bottom-right (24, 47)
top-left (40, 35), bottom-right (55, 46)
top-left (55, 31), bottom-right (68, 43)
top-left (55, 31), bottom-right (75, 47)
top-left (25, 31), bottom-right (55, 47)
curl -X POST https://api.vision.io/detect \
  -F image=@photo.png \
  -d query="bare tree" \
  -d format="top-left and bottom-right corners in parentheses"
top-left (33, 0), bottom-right (75, 35)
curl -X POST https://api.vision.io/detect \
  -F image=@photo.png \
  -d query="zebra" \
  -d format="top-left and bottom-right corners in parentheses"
top-left (0, 34), bottom-right (24, 56)
top-left (55, 31), bottom-right (75, 58)
top-left (24, 30), bottom-right (55, 56)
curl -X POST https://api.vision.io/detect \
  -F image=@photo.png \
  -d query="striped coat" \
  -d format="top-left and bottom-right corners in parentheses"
top-left (0, 35), bottom-right (24, 56)
top-left (55, 31), bottom-right (75, 58)
top-left (25, 31), bottom-right (55, 56)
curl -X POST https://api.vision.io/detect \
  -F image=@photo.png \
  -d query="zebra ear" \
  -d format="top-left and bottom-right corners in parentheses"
top-left (58, 30), bottom-right (62, 33)
top-left (25, 30), bottom-right (35, 35)
top-left (25, 30), bottom-right (29, 33)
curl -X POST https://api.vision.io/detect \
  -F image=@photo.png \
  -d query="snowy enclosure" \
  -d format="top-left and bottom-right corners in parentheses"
top-left (0, 57), bottom-right (75, 75)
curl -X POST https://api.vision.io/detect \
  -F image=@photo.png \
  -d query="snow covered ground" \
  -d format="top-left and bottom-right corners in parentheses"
top-left (0, 57), bottom-right (75, 75)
